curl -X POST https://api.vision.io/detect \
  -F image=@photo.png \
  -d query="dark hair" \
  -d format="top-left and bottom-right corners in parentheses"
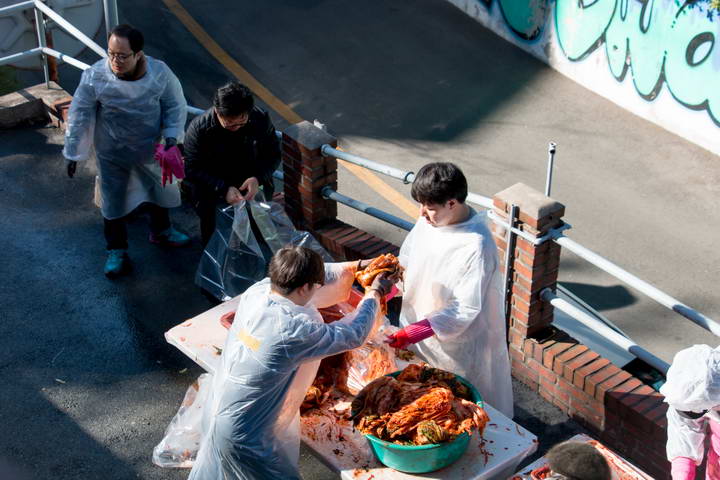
top-left (109, 24), bottom-right (144, 53)
top-left (546, 441), bottom-right (611, 480)
top-left (269, 246), bottom-right (325, 295)
top-left (213, 82), bottom-right (254, 117)
top-left (410, 162), bottom-right (468, 205)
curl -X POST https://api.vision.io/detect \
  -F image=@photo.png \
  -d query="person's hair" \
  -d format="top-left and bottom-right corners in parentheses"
top-left (213, 82), bottom-right (255, 117)
top-left (546, 441), bottom-right (611, 480)
top-left (269, 246), bottom-right (325, 295)
top-left (109, 24), bottom-right (144, 53)
top-left (410, 162), bottom-right (468, 205)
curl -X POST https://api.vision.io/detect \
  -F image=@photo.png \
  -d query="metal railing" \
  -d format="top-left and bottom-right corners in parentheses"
top-left (0, 0), bottom-right (205, 116)
top-left (318, 142), bottom-right (718, 375)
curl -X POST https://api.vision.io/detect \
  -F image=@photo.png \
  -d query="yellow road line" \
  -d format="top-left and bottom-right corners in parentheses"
top-left (162, 0), bottom-right (419, 219)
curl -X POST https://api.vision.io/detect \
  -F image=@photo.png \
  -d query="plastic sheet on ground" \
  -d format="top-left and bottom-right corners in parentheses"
top-left (152, 373), bottom-right (212, 468)
top-left (195, 192), bottom-right (332, 300)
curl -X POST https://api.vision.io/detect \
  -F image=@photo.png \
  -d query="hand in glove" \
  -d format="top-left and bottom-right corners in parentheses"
top-left (367, 272), bottom-right (394, 298)
top-left (66, 160), bottom-right (77, 178)
top-left (386, 319), bottom-right (434, 349)
top-left (154, 138), bottom-right (185, 187)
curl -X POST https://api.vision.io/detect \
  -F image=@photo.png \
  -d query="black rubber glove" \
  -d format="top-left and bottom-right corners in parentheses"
top-left (66, 160), bottom-right (77, 178)
top-left (369, 272), bottom-right (394, 297)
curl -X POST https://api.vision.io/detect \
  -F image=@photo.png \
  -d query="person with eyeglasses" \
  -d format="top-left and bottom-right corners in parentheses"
top-left (62, 24), bottom-right (190, 278)
top-left (183, 81), bottom-right (281, 247)
top-left (661, 344), bottom-right (720, 480)
top-left (185, 246), bottom-right (396, 480)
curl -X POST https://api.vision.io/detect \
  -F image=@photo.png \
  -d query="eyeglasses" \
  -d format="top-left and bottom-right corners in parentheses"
top-left (107, 51), bottom-right (134, 61)
top-left (216, 111), bottom-right (250, 129)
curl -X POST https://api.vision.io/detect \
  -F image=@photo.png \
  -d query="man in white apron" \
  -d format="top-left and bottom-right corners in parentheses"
top-left (63, 24), bottom-right (189, 278)
top-left (386, 162), bottom-right (514, 418)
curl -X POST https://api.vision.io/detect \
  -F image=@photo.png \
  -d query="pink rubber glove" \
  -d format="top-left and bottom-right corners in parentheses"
top-left (385, 284), bottom-right (399, 301)
top-left (154, 144), bottom-right (185, 186)
top-left (386, 319), bottom-right (434, 349)
top-left (670, 457), bottom-right (695, 480)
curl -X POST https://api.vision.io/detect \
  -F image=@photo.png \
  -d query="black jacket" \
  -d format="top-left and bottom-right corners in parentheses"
top-left (183, 107), bottom-right (281, 201)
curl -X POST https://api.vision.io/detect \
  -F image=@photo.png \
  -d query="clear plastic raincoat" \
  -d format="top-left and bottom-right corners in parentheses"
top-left (661, 344), bottom-right (720, 479)
top-left (398, 209), bottom-right (514, 418)
top-left (188, 263), bottom-right (380, 480)
top-left (62, 57), bottom-right (187, 219)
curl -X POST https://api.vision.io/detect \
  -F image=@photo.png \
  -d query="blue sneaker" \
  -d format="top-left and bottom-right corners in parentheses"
top-left (149, 227), bottom-right (190, 247)
top-left (104, 249), bottom-right (129, 278)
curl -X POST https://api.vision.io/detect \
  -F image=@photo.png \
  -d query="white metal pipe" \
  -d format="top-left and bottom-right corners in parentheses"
top-left (321, 144), bottom-right (415, 184)
top-left (33, 0), bottom-right (107, 58)
top-left (41, 47), bottom-right (90, 70)
top-left (0, 0), bottom-right (34, 15)
top-left (33, 7), bottom-right (49, 87)
top-left (545, 142), bottom-right (557, 197)
top-left (542, 289), bottom-right (669, 374)
top-left (102, 0), bottom-right (119, 38)
top-left (553, 232), bottom-right (720, 337)
top-left (467, 192), bottom-right (493, 209)
top-left (0, 47), bottom-right (42, 66)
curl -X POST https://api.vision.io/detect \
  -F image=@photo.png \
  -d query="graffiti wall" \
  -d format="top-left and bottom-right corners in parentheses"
top-left (447, 0), bottom-right (720, 156)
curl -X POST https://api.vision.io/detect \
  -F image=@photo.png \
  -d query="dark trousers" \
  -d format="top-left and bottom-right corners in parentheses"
top-left (196, 198), bottom-right (220, 248)
top-left (104, 203), bottom-right (171, 250)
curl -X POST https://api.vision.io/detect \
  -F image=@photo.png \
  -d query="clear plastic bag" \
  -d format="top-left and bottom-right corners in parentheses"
top-left (195, 191), bottom-right (333, 301)
top-left (153, 373), bottom-right (212, 469)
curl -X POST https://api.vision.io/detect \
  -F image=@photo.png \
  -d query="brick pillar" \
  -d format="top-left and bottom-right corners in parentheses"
top-left (491, 183), bottom-right (565, 340)
top-left (281, 121), bottom-right (338, 230)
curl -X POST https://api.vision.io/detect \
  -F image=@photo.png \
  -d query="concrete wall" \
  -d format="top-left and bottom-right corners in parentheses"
top-left (447, 0), bottom-right (720, 157)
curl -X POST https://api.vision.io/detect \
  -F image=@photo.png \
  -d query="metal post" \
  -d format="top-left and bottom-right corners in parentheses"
top-left (545, 142), bottom-right (557, 197)
top-left (33, 7), bottom-right (49, 87)
top-left (503, 204), bottom-right (519, 335)
top-left (103, 0), bottom-right (119, 38)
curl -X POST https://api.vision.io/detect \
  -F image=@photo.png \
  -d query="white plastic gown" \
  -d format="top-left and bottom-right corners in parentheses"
top-left (188, 263), bottom-right (380, 480)
top-left (398, 209), bottom-right (514, 418)
top-left (62, 57), bottom-right (187, 219)
top-left (661, 344), bottom-right (720, 465)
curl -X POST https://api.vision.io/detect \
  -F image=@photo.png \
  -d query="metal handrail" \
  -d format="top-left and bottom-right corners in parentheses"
top-left (32, 0), bottom-right (107, 58)
top-left (542, 289), bottom-right (670, 374)
top-left (41, 47), bottom-right (90, 71)
top-left (321, 186), bottom-right (414, 231)
top-left (551, 231), bottom-right (720, 337)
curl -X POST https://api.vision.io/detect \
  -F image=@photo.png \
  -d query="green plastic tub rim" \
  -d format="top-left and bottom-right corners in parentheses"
top-left (358, 370), bottom-right (484, 472)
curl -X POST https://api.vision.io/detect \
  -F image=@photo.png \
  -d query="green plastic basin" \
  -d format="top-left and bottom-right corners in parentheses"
top-left (363, 371), bottom-right (483, 473)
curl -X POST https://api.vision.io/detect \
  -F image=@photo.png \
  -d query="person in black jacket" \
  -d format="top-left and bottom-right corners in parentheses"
top-left (184, 82), bottom-right (281, 246)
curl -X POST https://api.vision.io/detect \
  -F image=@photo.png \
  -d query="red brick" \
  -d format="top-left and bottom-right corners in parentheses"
top-left (511, 359), bottom-right (539, 386)
top-left (606, 378), bottom-right (644, 409)
top-left (596, 370), bottom-right (632, 401)
top-left (508, 327), bottom-right (526, 347)
top-left (562, 350), bottom-right (600, 383)
top-left (539, 386), bottom-right (554, 404)
top-left (532, 338), bottom-right (556, 363)
top-left (584, 365), bottom-right (621, 398)
top-left (542, 339), bottom-right (576, 369)
top-left (572, 357), bottom-right (611, 390)
top-left (553, 345), bottom-right (588, 375)
top-left (509, 345), bottom-right (525, 364)
top-left (513, 260), bottom-right (546, 282)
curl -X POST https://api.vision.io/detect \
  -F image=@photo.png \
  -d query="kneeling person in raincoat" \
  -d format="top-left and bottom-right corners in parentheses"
top-left (189, 246), bottom-right (395, 480)
top-left (384, 162), bottom-right (514, 418)
top-left (63, 24), bottom-right (189, 278)
top-left (661, 344), bottom-right (720, 480)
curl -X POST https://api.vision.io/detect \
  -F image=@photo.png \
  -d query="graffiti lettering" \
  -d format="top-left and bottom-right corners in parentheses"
top-left (556, 0), bottom-right (720, 124)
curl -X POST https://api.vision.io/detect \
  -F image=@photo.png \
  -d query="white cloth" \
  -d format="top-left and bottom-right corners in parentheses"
top-left (399, 209), bottom-right (514, 418)
top-left (63, 57), bottom-right (187, 219)
top-left (661, 344), bottom-right (720, 463)
top-left (188, 263), bottom-right (380, 480)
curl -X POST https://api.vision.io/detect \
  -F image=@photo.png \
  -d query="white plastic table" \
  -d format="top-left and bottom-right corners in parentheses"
top-left (166, 300), bottom-right (538, 480)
